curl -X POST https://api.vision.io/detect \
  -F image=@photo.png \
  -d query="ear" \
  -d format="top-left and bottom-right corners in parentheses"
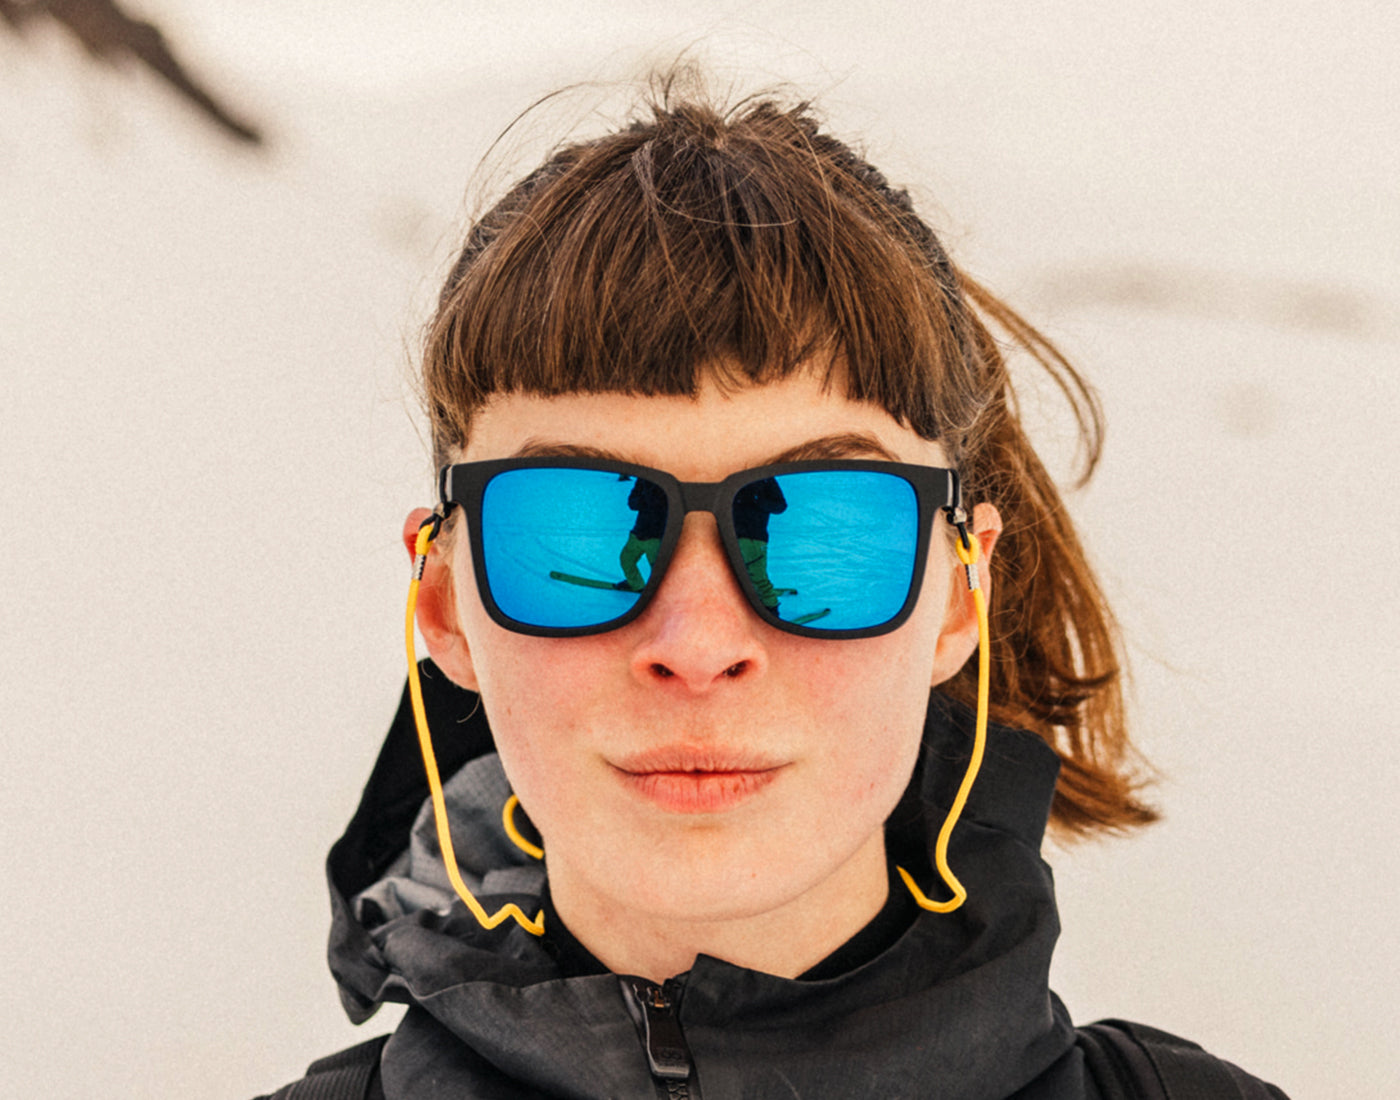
top-left (403, 508), bottom-right (479, 692)
top-left (929, 502), bottom-right (1003, 687)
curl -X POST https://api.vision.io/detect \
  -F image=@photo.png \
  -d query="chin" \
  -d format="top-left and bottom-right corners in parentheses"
top-left (592, 834), bottom-right (852, 924)
top-left (630, 876), bottom-right (806, 926)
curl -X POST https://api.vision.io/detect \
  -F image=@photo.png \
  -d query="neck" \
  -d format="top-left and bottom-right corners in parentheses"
top-left (548, 831), bottom-right (891, 983)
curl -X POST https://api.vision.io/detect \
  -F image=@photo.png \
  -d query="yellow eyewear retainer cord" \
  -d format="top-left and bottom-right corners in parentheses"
top-left (406, 510), bottom-right (989, 935)
top-left (406, 516), bottom-right (545, 936)
top-left (897, 519), bottom-right (988, 914)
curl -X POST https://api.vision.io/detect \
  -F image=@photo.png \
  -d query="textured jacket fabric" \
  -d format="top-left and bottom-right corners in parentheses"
top-left (289, 661), bottom-right (1283, 1099)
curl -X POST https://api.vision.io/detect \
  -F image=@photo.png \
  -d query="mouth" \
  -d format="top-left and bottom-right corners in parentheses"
top-left (611, 747), bottom-right (786, 814)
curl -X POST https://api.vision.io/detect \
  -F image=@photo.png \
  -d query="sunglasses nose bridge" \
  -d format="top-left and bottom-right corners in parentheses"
top-left (674, 479), bottom-right (727, 520)
top-left (669, 477), bottom-right (752, 601)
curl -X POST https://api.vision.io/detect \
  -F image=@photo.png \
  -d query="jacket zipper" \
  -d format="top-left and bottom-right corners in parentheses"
top-left (623, 977), bottom-right (698, 1100)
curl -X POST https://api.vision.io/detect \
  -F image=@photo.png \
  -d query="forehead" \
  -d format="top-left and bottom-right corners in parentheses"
top-left (461, 370), bottom-right (948, 480)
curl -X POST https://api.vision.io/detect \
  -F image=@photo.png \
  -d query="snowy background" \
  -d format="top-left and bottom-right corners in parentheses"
top-left (3, 2), bottom-right (1397, 1096)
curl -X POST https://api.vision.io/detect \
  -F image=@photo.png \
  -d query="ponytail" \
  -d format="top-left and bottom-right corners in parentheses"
top-left (943, 277), bottom-right (1158, 835)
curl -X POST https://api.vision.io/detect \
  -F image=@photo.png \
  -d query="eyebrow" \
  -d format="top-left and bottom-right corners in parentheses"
top-left (512, 431), bottom-right (902, 467)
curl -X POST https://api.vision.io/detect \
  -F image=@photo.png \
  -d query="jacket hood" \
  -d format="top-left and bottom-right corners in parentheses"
top-left (325, 660), bottom-right (1077, 1098)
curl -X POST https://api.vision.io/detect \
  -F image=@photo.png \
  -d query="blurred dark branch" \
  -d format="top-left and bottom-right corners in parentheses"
top-left (1, 0), bottom-right (265, 145)
top-left (1033, 262), bottom-right (1391, 337)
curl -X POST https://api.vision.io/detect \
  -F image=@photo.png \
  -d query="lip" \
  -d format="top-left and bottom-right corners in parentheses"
top-left (611, 746), bottom-right (786, 814)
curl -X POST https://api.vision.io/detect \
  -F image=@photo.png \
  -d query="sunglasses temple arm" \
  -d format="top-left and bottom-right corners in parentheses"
top-left (406, 515), bottom-right (546, 937)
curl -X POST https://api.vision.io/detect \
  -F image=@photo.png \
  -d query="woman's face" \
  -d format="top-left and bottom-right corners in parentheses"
top-left (427, 369), bottom-right (986, 940)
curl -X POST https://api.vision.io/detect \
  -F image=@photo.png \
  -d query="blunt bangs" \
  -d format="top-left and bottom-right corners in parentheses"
top-left (423, 98), bottom-right (983, 466)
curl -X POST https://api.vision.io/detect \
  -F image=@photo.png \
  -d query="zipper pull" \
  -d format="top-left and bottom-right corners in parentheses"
top-left (624, 978), bottom-right (693, 1080)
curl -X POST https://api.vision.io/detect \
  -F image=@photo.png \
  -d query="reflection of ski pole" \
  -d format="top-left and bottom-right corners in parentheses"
top-left (550, 570), bottom-right (629, 591)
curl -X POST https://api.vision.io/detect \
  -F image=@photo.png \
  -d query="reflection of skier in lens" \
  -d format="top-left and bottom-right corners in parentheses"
top-left (733, 478), bottom-right (787, 610)
top-left (616, 478), bottom-right (667, 591)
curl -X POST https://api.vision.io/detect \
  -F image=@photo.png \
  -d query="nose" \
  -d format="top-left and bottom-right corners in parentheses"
top-left (628, 514), bottom-right (769, 691)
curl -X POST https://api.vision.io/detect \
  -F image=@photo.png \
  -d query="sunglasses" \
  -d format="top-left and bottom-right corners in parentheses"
top-left (437, 457), bottom-right (962, 640)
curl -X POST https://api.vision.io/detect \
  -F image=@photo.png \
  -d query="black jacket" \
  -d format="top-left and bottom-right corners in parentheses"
top-left (288, 661), bottom-right (1285, 1099)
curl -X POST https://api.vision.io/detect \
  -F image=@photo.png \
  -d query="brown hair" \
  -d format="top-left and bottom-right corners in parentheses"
top-left (420, 83), bottom-right (1157, 837)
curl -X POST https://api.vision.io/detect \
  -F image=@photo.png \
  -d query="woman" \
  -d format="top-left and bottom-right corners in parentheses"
top-left (261, 83), bottom-right (1288, 1098)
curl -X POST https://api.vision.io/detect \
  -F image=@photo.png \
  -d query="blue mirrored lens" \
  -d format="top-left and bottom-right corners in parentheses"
top-left (481, 468), bottom-right (667, 628)
top-left (743, 471), bottom-right (918, 631)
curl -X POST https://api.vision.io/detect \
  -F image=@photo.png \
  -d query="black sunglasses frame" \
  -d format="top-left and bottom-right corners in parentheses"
top-left (438, 457), bottom-right (961, 640)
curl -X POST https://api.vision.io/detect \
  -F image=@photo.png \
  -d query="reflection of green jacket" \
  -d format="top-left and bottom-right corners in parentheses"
top-left (265, 667), bottom-right (1289, 1099)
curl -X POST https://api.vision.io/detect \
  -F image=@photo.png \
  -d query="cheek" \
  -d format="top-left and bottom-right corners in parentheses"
top-left (794, 593), bottom-right (946, 716)
top-left (456, 622), bottom-right (625, 835)
top-left (467, 635), bottom-right (599, 761)
top-left (470, 662), bottom-right (588, 847)
top-left (787, 635), bottom-right (934, 792)
top-left (795, 554), bottom-right (953, 798)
